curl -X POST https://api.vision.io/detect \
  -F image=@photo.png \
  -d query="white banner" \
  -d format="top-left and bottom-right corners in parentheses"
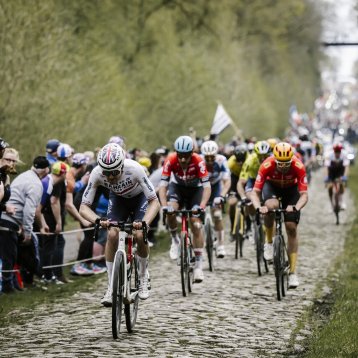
top-left (210, 104), bottom-right (233, 135)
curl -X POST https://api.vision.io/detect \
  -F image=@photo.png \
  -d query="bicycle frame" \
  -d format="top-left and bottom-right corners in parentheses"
top-left (331, 178), bottom-right (342, 225)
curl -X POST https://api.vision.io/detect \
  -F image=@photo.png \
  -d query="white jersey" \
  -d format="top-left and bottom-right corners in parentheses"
top-left (82, 159), bottom-right (157, 206)
top-left (324, 149), bottom-right (350, 167)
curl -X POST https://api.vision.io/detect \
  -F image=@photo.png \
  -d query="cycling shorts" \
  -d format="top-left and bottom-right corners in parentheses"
top-left (208, 182), bottom-right (221, 206)
top-left (262, 181), bottom-right (301, 223)
top-left (168, 183), bottom-right (203, 209)
top-left (107, 192), bottom-right (148, 222)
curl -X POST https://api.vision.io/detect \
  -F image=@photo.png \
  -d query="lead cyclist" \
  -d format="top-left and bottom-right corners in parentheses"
top-left (79, 143), bottom-right (160, 306)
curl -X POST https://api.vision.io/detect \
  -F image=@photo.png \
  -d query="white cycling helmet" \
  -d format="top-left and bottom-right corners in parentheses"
top-left (254, 140), bottom-right (270, 155)
top-left (174, 136), bottom-right (193, 153)
top-left (201, 140), bottom-right (218, 156)
top-left (97, 143), bottom-right (126, 171)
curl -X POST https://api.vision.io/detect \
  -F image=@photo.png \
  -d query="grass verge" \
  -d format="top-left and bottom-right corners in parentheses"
top-left (294, 162), bottom-right (358, 357)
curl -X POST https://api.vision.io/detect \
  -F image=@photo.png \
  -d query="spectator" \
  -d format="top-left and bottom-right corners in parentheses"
top-left (35, 161), bottom-right (68, 284)
top-left (45, 139), bottom-right (61, 165)
top-left (0, 156), bottom-right (50, 293)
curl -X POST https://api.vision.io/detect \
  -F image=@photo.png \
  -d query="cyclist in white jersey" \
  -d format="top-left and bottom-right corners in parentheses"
top-left (80, 143), bottom-right (160, 306)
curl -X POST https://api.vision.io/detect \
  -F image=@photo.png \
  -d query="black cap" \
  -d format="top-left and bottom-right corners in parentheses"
top-left (33, 156), bottom-right (50, 169)
top-left (0, 138), bottom-right (9, 150)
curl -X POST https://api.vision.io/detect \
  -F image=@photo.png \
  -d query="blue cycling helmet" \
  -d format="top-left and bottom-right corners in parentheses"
top-left (174, 136), bottom-right (193, 153)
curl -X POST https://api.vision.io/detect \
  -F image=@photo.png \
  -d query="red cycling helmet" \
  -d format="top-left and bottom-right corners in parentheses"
top-left (333, 143), bottom-right (343, 152)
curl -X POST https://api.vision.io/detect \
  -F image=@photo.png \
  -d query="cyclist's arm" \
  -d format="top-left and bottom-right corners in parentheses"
top-left (294, 191), bottom-right (308, 211)
top-left (200, 182), bottom-right (211, 208)
top-left (221, 176), bottom-right (231, 197)
top-left (142, 197), bottom-right (160, 226)
top-left (251, 189), bottom-right (262, 210)
top-left (158, 183), bottom-right (169, 207)
top-left (79, 203), bottom-right (98, 225)
top-left (237, 178), bottom-right (247, 199)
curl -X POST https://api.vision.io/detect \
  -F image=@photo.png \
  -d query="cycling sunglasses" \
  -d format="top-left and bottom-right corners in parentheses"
top-left (205, 155), bottom-right (215, 162)
top-left (177, 152), bottom-right (192, 159)
top-left (275, 159), bottom-right (292, 170)
top-left (102, 169), bottom-right (121, 177)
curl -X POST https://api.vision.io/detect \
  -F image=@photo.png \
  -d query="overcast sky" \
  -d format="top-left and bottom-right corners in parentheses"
top-left (321, 0), bottom-right (358, 82)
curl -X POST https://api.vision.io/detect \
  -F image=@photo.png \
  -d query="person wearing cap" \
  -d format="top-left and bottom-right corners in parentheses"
top-left (0, 156), bottom-right (50, 293)
top-left (45, 139), bottom-right (61, 165)
top-left (35, 161), bottom-right (68, 284)
top-left (57, 143), bottom-right (73, 165)
top-left (67, 153), bottom-right (98, 276)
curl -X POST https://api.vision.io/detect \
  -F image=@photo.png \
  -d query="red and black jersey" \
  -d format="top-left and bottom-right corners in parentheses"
top-left (161, 152), bottom-right (209, 187)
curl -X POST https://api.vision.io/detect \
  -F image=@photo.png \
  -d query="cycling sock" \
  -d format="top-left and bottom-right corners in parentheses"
top-left (106, 261), bottom-right (113, 288)
top-left (170, 229), bottom-right (179, 243)
top-left (289, 253), bottom-right (297, 273)
top-left (264, 226), bottom-right (274, 244)
top-left (194, 248), bottom-right (203, 269)
top-left (215, 230), bottom-right (224, 245)
top-left (138, 256), bottom-right (148, 277)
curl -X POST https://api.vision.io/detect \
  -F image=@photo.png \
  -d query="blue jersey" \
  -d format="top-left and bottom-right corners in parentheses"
top-left (201, 154), bottom-right (230, 185)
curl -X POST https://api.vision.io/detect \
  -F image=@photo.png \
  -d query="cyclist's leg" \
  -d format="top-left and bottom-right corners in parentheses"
top-left (166, 183), bottom-right (181, 253)
top-left (228, 174), bottom-right (239, 233)
top-left (189, 187), bottom-right (205, 282)
top-left (131, 193), bottom-right (151, 299)
top-left (261, 182), bottom-right (279, 261)
top-left (211, 183), bottom-right (225, 254)
top-left (283, 186), bottom-right (301, 288)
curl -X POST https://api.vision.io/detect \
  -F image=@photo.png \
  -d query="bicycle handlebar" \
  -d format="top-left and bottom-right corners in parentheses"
top-left (162, 208), bottom-right (203, 225)
top-left (93, 219), bottom-right (148, 244)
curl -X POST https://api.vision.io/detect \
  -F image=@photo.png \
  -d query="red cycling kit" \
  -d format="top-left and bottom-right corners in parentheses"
top-left (254, 155), bottom-right (308, 222)
top-left (160, 152), bottom-right (210, 208)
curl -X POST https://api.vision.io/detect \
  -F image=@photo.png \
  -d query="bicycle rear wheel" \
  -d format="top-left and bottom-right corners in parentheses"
top-left (255, 223), bottom-right (268, 276)
top-left (180, 232), bottom-right (187, 297)
top-left (273, 235), bottom-right (284, 301)
top-left (205, 221), bottom-right (214, 272)
top-left (124, 256), bottom-right (139, 333)
top-left (187, 238), bottom-right (194, 293)
top-left (112, 252), bottom-right (125, 338)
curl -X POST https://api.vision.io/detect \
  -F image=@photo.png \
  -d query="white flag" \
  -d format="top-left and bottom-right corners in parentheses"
top-left (210, 104), bottom-right (233, 135)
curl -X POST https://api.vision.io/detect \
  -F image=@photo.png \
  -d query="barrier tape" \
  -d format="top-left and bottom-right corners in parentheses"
top-left (0, 255), bottom-right (105, 273)
top-left (33, 227), bottom-right (97, 236)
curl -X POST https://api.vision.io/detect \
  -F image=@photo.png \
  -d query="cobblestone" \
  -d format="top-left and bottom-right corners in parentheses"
top-left (0, 169), bottom-right (354, 357)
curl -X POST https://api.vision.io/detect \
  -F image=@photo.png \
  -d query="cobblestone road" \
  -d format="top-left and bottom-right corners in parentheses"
top-left (0, 169), bottom-right (354, 357)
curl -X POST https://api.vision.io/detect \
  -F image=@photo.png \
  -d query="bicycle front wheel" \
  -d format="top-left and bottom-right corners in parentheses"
top-left (255, 223), bottom-right (267, 276)
top-left (273, 235), bottom-right (283, 301)
top-left (180, 232), bottom-right (187, 297)
top-left (205, 221), bottom-right (214, 272)
top-left (124, 255), bottom-right (139, 333)
top-left (112, 252), bottom-right (125, 338)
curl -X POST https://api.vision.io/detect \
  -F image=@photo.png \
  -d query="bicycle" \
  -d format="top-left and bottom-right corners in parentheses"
top-left (266, 206), bottom-right (290, 301)
top-left (232, 200), bottom-right (247, 259)
top-left (330, 178), bottom-right (343, 225)
top-left (94, 220), bottom-right (148, 339)
top-left (163, 209), bottom-right (196, 297)
top-left (253, 211), bottom-right (269, 276)
top-left (204, 204), bottom-right (217, 272)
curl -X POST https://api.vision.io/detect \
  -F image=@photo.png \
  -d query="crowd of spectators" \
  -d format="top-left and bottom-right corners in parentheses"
top-left (0, 136), bottom-right (170, 294)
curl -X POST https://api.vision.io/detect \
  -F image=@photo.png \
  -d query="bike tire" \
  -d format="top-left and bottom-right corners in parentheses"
top-left (273, 235), bottom-right (283, 301)
top-left (187, 239), bottom-right (194, 293)
top-left (180, 232), bottom-right (187, 297)
top-left (255, 223), bottom-right (264, 276)
top-left (124, 255), bottom-right (139, 333)
top-left (205, 221), bottom-right (214, 272)
top-left (112, 252), bottom-right (125, 339)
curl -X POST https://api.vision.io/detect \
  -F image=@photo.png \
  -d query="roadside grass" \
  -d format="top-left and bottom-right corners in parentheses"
top-left (0, 230), bottom-right (170, 324)
top-left (299, 162), bottom-right (358, 357)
